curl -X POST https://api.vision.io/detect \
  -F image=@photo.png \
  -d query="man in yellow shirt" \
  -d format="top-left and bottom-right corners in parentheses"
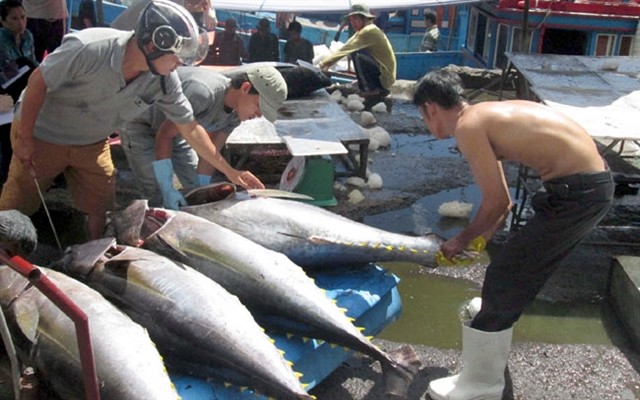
top-left (317, 4), bottom-right (396, 109)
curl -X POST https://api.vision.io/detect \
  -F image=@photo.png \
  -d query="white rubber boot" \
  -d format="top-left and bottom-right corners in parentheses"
top-left (428, 321), bottom-right (512, 400)
top-left (467, 297), bottom-right (482, 320)
top-left (459, 297), bottom-right (483, 321)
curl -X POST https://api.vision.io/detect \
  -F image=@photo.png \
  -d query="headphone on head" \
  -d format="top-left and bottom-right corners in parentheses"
top-left (152, 25), bottom-right (183, 53)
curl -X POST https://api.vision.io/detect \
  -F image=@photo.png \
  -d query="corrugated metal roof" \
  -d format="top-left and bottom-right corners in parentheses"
top-left (506, 52), bottom-right (640, 142)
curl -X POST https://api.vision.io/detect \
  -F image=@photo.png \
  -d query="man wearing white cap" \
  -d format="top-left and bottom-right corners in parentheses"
top-left (121, 64), bottom-right (288, 209)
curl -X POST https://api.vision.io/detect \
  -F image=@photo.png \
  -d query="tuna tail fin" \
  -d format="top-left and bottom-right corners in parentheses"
top-left (381, 345), bottom-right (422, 398)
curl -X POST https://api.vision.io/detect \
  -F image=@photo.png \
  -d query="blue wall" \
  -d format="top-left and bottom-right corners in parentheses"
top-left (395, 51), bottom-right (464, 80)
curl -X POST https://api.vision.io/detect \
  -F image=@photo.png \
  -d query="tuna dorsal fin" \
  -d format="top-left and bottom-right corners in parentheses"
top-left (48, 237), bottom-right (116, 277)
top-left (105, 200), bottom-right (148, 246)
top-left (13, 298), bottom-right (40, 343)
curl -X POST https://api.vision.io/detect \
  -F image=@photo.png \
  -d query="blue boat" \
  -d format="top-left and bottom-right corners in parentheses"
top-left (67, 0), bottom-right (640, 81)
top-left (459, 0), bottom-right (640, 71)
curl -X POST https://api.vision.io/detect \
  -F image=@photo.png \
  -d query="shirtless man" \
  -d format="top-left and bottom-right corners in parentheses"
top-left (414, 69), bottom-right (613, 400)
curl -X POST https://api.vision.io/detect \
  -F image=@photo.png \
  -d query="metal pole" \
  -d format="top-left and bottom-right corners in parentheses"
top-left (96, 0), bottom-right (105, 27)
top-left (0, 252), bottom-right (101, 400)
top-left (520, 0), bottom-right (529, 52)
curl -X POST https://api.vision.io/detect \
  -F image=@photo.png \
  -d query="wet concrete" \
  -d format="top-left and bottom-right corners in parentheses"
top-left (23, 93), bottom-right (640, 399)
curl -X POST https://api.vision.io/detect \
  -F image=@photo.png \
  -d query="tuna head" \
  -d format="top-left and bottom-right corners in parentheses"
top-left (50, 239), bottom-right (314, 400)
top-left (0, 266), bottom-right (180, 400)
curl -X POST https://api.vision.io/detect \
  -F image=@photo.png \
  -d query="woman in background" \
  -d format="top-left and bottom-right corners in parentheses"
top-left (0, 0), bottom-right (38, 185)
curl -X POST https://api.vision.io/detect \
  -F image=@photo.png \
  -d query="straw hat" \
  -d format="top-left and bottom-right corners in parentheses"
top-left (345, 4), bottom-right (375, 19)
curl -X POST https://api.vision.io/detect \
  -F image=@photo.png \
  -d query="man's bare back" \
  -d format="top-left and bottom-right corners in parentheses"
top-left (455, 100), bottom-right (606, 181)
top-left (415, 70), bottom-right (614, 400)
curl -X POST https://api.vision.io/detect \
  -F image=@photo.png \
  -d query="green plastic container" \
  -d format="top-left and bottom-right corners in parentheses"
top-left (293, 156), bottom-right (337, 207)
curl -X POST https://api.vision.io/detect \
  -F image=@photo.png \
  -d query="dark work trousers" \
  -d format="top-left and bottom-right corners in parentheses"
top-left (27, 18), bottom-right (65, 62)
top-left (472, 169), bottom-right (614, 332)
top-left (350, 49), bottom-right (384, 93)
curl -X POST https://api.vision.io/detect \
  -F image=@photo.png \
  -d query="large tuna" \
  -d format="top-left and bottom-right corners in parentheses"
top-left (181, 183), bottom-right (444, 269)
top-left (50, 237), bottom-right (313, 400)
top-left (107, 200), bottom-right (421, 396)
top-left (0, 265), bottom-right (179, 400)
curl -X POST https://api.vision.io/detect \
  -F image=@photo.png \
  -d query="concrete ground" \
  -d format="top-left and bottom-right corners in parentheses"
top-left (21, 84), bottom-right (640, 399)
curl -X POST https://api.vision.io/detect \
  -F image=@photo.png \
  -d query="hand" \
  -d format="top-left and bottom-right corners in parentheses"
top-left (13, 134), bottom-right (35, 172)
top-left (440, 236), bottom-right (469, 261)
top-left (161, 188), bottom-right (187, 210)
top-left (317, 61), bottom-right (329, 72)
top-left (230, 170), bottom-right (265, 190)
top-left (204, 11), bottom-right (217, 31)
top-left (0, 94), bottom-right (13, 113)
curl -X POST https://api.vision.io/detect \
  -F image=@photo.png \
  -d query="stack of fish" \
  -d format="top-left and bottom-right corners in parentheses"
top-left (0, 188), bottom-right (445, 399)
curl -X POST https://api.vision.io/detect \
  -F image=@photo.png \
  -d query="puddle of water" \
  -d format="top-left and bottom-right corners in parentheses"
top-left (377, 262), bottom-right (480, 349)
top-left (364, 184), bottom-right (520, 237)
top-left (377, 262), bottom-right (617, 349)
top-left (365, 186), bottom-right (620, 349)
top-left (364, 185), bottom-right (484, 237)
top-left (388, 134), bottom-right (461, 159)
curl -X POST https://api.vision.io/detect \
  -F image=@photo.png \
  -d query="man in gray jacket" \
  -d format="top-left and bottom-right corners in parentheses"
top-left (0, 0), bottom-right (262, 239)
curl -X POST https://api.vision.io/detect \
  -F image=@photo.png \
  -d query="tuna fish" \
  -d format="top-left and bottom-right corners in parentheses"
top-left (50, 237), bottom-right (313, 400)
top-left (181, 183), bottom-right (444, 269)
top-left (0, 210), bottom-right (37, 257)
top-left (107, 200), bottom-right (422, 396)
top-left (222, 61), bottom-right (332, 99)
top-left (0, 265), bottom-right (179, 400)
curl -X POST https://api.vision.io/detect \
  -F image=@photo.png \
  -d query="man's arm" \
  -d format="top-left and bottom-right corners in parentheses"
top-left (155, 119), bottom-right (179, 160)
top-left (15, 67), bottom-right (47, 171)
top-left (441, 126), bottom-right (511, 259)
top-left (318, 28), bottom-right (373, 68)
top-left (175, 121), bottom-right (265, 190)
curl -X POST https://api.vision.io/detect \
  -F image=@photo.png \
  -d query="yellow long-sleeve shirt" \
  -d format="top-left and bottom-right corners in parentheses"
top-left (321, 23), bottom-right (396, 89)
